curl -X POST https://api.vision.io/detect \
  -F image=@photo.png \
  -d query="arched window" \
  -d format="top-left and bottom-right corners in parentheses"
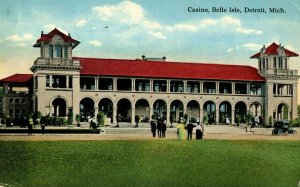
top-left (54, 45), bottom-right (62, 58)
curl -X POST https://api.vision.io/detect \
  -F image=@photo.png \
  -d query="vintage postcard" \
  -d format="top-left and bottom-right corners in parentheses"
top-left (0, 0), bottom-right (299, 186)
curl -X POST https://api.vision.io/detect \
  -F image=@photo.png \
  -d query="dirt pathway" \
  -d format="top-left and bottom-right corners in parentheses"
top-left (0, 133), bottom-right (299, 141)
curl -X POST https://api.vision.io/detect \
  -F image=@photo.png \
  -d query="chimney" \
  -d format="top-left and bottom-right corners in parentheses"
top-left (68, 33), bottom-right (71, 37)
top-left (41, 31), bottom-right (44, 37)
top-left (141, 55), bottom-right (146, 60)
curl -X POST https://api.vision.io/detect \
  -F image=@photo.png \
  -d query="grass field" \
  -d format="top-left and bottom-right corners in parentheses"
top-left (0, 140), bottom-right (299, 187)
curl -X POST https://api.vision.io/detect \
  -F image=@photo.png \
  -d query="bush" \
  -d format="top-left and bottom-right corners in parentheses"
top-left (290, 118), bottom-right (300, 127)
top-left (97, 112), bottom-right (105, 126)
top-left (43, 116), bottom-right (67, 126)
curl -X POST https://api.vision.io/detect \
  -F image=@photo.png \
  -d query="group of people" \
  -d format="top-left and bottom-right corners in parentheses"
top-left (28, 116), bottom-right (45, 135)
top-left (150, 117), bottom-right (204, 140)
top-left (150, 117), bottom-right (167, 138)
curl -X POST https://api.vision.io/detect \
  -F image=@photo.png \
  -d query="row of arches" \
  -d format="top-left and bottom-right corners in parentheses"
top-left (51, 97), bottom-right (291, 124)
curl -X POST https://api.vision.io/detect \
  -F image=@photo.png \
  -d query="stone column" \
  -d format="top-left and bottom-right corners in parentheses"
top-left (200, 81), bottom-right (203, 93)
top-left (216, 109), bottom-right (219, 125)
top-left (72, 75), bottom-right (80, 123)
top-left (183, 80), bottom-right (187, 93)
top-left (49, 75), bottom-right (53, 88)
top-left (95, 77), bottom-right (98, 90)
top-left (200, 108), bottom-right (204, 124)
top-left (95, 107), bottom-right (99, 117)
top-left (131, 107), bottom-right (135, 125)
top-left (113, 78), bottom-right (117, 91)
top-left (247, 83), bottom-right (250, 95)
top-left (231, 110), bottom-right (235, 125)
top-left (66, 76), bottom-right (69, 88)
top-left (113, 103), bottom-right (117, 126)
top-left (132, 78), bottom-right (135, 91)
top-left (216, 82), bottom-right (220, 94)
top-left (149, 79), bottom-right (153, 92)
top-left (166, 104), bottom-right (170, 126)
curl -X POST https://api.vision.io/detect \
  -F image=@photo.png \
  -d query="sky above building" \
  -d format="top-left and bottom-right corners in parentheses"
top-left (0, 0), bottom-right (300, 79)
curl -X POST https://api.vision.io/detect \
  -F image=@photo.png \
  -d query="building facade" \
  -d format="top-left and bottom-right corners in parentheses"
top-left (0, 29), bottom-right (299, 126)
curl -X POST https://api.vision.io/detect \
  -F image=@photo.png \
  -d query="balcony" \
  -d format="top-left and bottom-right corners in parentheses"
top-left (34, 58), bottom-right (80, 67)
top-left (261, 69), bottom-right (298, 76)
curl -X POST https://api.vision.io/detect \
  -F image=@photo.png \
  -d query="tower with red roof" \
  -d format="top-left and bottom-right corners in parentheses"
top-left (30, 28), bottom-right (81, 118)
top-left (251, 42), bottom-right (299, 124)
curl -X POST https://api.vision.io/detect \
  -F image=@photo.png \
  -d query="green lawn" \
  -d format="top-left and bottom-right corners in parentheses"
top-left (0, 140), bottom-right (299, 187)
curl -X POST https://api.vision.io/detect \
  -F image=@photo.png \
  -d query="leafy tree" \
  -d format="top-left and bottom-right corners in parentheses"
top-left (75, 114), bottom-right (81, 127)
top-left (268, 116), bottom-right (273, 127)
top-left (203, 115), bottom-right (208, 125)
top-left (134, 115), bottom-right (140, 127)
top-left (97, 112), bottom-right (105, 126)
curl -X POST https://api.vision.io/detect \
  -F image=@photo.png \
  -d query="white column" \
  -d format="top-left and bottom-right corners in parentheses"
top-left (49, 75), bottom-right (53, 88)
top-left (113, 78), bottom-right (117, 91)
top-left (66, 76), bottom-right (69, 88)
top-left (131, 108), bottom-right (135, 125)
top-left (132, 78), bottom-right (135, 91)
top-left (216, 82), bottom-right (220, 94)
top-left (247, 83), bottom-right (250, 95)
top-left (231, 110), bottom-right (235, 125)
top-left (183, 80), bottom-right (187, 93)
top-left (95, 77), bottom-right (98, 90)
top-left (150, 79), bottom-right (153, 92)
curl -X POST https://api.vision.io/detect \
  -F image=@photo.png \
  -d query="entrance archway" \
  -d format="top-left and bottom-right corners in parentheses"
top-left (80, 98), bottom-right (95, 122)
top-left (277, 103), bottom-right (289, 120)
top-left (98, 98), bottom-right (113, 122)
top-left (52, 98), bottom-right (67, 117)
top-left (187, 100), bottom-right (200, 123)
top-left (153, 99), bottom-right (167, 120)
top-left (117, 99), bottom-right (131, 122)
top-left (203, 101), bottom-right (216, 124)
top-left (235, 101), bottom-right (247, 123)
top-left (135, 99), bottom-right (150, 122)
top-left (170, 100), bottom-right (184, 123)
top-left (219, 101), bottom-right (231, 125)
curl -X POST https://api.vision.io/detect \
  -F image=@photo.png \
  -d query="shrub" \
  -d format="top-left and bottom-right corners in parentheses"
top-left (290, 118), bottom-right (300, 127)
top-left (97, 112), bottom-right (105, 126)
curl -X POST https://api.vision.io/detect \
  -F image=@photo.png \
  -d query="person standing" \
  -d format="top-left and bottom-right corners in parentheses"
top-left (150, 120), bottom-right (157, 137)
top-left (157, 118), bottom-right (162, 138)
top-left (186, 123), bottom-right (196, 140)
top-left (161, 119), bottom-right (167, 138)
top-left (28, 116), bottom-right (33, 136)
top-left (195, 124), bottom-right (203, 140)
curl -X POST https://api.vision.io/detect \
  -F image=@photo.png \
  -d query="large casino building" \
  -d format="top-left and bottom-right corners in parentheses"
top-left (0, 29), bottom-right (299, 125)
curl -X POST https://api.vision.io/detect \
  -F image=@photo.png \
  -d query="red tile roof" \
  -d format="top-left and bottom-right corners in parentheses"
top-left (34, 28), bottom-right (80, 48)
top-left (0, 74), bottom-right (33, 85)
top-left (75, 57), bottom-right (265, 82)
top-left (250, 42), bottom-right (299, 58)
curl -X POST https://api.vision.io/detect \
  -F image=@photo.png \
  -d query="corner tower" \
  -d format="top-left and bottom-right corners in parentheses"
top-left (251, 42), bottom-right (299, 124)
top-left (30, 28), bottom-right (81, 119)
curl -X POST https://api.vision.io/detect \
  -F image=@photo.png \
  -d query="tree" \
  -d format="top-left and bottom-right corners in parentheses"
top-left (203, 115), bottom-right (208, 125)
top-left (268, 116), bottom-right (273, 127)
top-left (183, 113), bottom-right (188, 124)
top-left (75, 114), bottom-right (81, 127)
top-left (97, 112), bottom-right (105, 126)
top-left (134, 115), bottom-right (140, 128)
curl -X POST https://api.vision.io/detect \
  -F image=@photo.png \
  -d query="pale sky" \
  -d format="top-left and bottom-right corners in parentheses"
top-left (1, 0), bottom-right (300, 102)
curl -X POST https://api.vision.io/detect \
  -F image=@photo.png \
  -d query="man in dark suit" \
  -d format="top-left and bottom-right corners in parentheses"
top-left (186, 123), bottom-right (196, 140)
